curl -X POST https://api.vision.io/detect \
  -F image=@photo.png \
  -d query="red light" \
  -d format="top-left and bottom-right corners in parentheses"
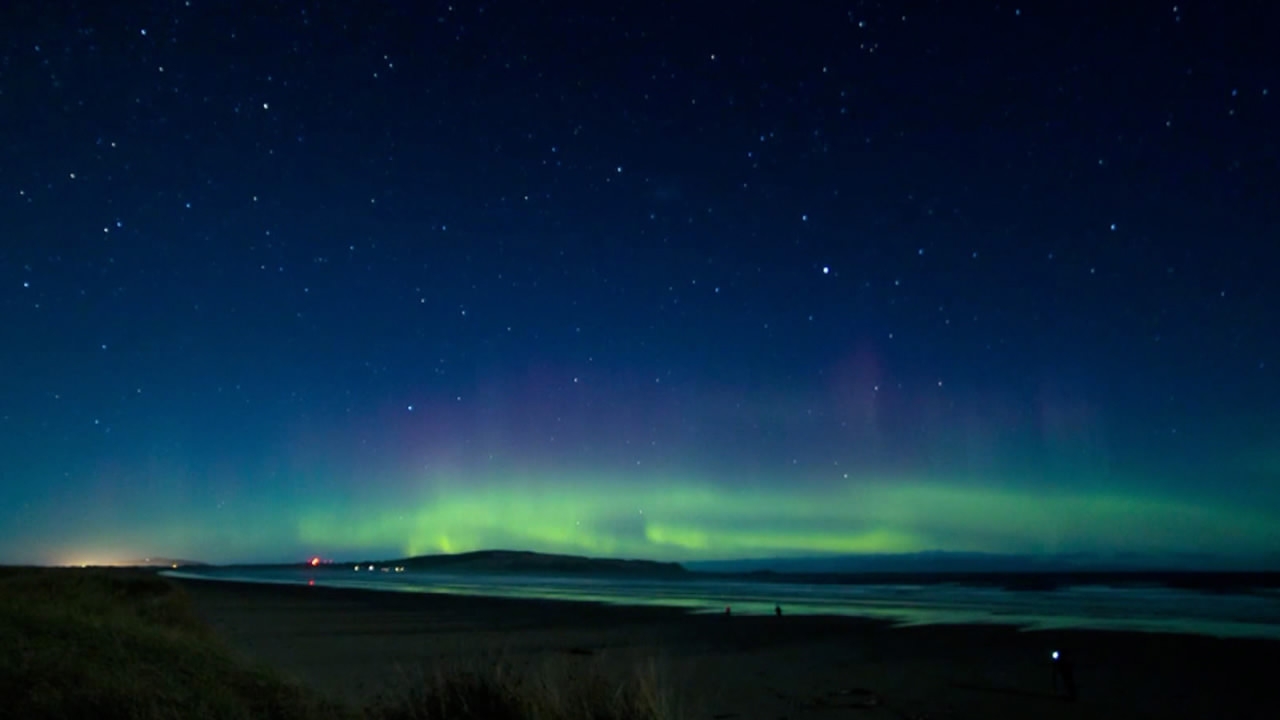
top-left (308, 579), bottom-right (315, 586)
top-left (310, 557), bottom-right (320, 566)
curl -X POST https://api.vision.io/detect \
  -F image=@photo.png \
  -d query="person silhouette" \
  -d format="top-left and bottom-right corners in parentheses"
top-left (1050, 650), bottom-right (1077, 701)
top-left (724, 605), bottom-right (731, 617)
top-left (775, 603), bottom-right (782, 617)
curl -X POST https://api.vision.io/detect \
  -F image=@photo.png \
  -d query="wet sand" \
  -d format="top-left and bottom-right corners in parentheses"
top-left (179, 577), bottom-right (1277, 719)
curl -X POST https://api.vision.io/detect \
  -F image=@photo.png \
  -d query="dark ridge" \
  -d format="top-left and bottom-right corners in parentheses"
top-left (375, 549), bottom-right (689, 577)
top-left (120, 558), bottom-right (209, 568)
top-left (238, 550), bottom-right (689, 578)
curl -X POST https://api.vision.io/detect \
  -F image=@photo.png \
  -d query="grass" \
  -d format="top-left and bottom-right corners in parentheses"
top-left (0, 568), bottom-right (681, 720)
top-left (0, 567), bottom-right (346, 720)
top-left (367, 652), bottom-right (680, 720)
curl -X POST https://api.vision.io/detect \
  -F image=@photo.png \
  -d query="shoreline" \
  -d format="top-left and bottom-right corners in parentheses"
top-left (177, 575), bottom-right (1280, 719)
top-left (166, 568), bottom-right (1280, 640)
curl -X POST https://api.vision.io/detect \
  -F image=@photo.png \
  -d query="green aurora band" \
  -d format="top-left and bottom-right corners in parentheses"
top-left (287, 472), bottom-right (1279, 563)
top-left (25, 432), bottom-right (1280, 566)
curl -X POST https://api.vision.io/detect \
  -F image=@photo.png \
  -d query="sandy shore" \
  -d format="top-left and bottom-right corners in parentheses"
top-left (179, 577), bottom-right (1277, 719)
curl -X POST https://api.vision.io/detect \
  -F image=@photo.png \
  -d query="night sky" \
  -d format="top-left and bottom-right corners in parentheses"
top-left (2, 1), bottom-right (1278, 567)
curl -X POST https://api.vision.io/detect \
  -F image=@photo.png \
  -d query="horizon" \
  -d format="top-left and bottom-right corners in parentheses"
top-left (3, 4), bottom-right (1277, 567)
top-left (34, 546), bottom-right (1280, 573)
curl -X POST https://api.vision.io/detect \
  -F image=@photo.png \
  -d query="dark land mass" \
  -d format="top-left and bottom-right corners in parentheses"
top-left (177, 573), bottom-right (1280, 720)
top-left (382, 548), bottom-right (689, 577)
top-left (122, 557), bottom-right (210, 568)
top-left (10, 565), bottom-right (1277, 719)
top-left (225, 548), bottom-right (688, 577)
top-left (0, 567), bottom-right (666, 720)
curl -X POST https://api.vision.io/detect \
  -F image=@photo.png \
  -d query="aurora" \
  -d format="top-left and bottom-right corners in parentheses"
top-left (2, 1), bottom-right (1277, 570)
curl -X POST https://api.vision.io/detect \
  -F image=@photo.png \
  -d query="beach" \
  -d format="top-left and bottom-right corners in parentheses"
top-left (178, 577), bottom-right (1278, 719)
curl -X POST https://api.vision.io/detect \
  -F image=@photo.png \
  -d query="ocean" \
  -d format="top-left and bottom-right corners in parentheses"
top-left (161, 566), bottom-right (1280, 640)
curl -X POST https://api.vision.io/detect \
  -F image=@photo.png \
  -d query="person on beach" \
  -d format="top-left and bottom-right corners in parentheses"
top-left (775, 603), bottom-right (782, 617)
top-left (1051, 650), bottom-right (1077, 700)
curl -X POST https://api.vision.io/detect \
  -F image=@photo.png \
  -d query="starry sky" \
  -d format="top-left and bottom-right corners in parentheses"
top-left (2, 1), bottom-right (1278, 567)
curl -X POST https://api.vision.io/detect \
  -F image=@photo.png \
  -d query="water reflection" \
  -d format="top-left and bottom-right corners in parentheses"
top-left (162, 568), bottom-right (1280, 640)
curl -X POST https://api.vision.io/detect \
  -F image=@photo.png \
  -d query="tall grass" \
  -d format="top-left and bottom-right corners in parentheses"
top-left (0, 567), bottom-right (346, 720)
top-left (368, 652), bottom-right (682, 720)
top-left (0, 568), bottom-right (683, 720)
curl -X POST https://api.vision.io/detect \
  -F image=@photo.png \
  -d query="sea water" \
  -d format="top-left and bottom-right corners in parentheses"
top-left (161, 567), bottom-right (1280, 640)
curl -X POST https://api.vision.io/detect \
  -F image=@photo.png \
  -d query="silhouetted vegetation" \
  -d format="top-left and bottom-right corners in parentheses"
top-left (0, 568), bottom-right (681, 720)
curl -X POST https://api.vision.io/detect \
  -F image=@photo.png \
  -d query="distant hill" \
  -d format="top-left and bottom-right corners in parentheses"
top-left (120, 558), bottom-right (208, 568)
top-left (359, 549), bottom-right (688, 577)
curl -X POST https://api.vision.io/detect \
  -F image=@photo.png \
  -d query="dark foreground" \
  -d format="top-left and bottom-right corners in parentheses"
top-left (0, 568), bottom-right (669, 720)
top-left (2, 567), bottom-right (1275, 719)
top-left (180, 575), bottom-right (1277, 720)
